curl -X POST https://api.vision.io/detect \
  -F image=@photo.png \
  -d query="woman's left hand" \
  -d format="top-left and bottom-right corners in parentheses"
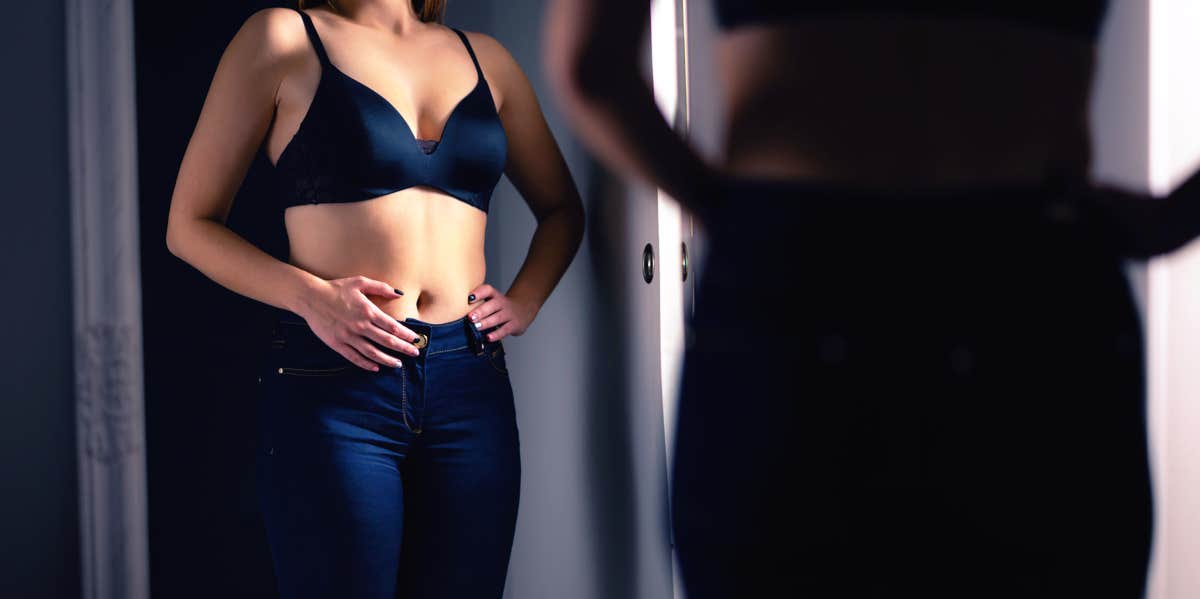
top-left (467, 283), bottom-right (539, 342)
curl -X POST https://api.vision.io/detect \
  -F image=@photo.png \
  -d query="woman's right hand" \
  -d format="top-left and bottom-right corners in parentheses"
top-left (297, 275), bottom-right (423, 372)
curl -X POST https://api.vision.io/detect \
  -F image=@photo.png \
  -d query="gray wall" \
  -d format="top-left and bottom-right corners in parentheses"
top-left (1089, 0), bottom-right (1151, 317)
top-left (449, 2), bottom-right (673, 598)
top-left (0, 2), bottom-right (82, 598)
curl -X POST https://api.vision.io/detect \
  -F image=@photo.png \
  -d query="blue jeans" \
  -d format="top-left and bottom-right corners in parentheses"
top-left (254, 309), bottom-right (521, 599)
top-left (673, 176), bottom-right (1153, 598)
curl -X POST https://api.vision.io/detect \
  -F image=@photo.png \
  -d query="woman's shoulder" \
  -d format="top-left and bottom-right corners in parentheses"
top-left (453, 29), bottom-right (530, 107)
top-left (208, 6), bottom-right (325, 93)
top-left (458, 29), bottom-right (519, 67)
top-left (227, 7), bottom-right (315, 63)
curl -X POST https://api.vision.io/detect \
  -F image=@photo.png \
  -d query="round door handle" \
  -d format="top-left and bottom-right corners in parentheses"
top-left (681, 241), bottom-right (688, 282)
top-left (643, 243), bottom-right (655, 284)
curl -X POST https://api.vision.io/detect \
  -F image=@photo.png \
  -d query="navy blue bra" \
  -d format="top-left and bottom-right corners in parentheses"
top-left (271, 8), bottom-right (507, 214)
top-left (714, 1), bottom-right (1110, 41)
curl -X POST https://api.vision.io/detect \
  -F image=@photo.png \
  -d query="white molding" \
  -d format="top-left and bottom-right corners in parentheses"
top-left (65, 0), bottom-right (150, 598)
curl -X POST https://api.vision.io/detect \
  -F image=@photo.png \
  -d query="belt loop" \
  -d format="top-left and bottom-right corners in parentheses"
top-left (466, 318), bottom-right (485, 355)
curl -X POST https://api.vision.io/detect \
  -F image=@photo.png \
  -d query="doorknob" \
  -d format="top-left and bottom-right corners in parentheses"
top-left (681, 241), bottom-right (688, 282)
top-left (643, 243), bottom-right (655, 284)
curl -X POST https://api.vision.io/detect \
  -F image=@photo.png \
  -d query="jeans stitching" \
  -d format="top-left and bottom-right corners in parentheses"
top-left (400, 363), bottom-right (421, 434)
top-left (428, 344), bottom-right (469, 356)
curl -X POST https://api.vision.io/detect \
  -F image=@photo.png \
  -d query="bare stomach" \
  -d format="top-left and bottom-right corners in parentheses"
top-left (714, 16), bottom-right (1098, 188)
top-left (284, 186), bottom-right (488, 324)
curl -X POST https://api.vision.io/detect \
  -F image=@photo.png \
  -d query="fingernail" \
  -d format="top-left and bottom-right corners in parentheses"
top-left (394, 288), bottom-right (404, 295)
top-left (474, 322), bottom-right (482, 329)
top-left (413, 336), bottom-right (421, 343)
top-left (469, 313), bottom-right (477, 321)
top-left (468, 293), bottom-right (476, 302)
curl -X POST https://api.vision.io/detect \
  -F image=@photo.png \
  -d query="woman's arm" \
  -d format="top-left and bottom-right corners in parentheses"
top-left (464, 32), bottom-right (586, 341)
top-left (165, 8), bottom-right (422, 370)
top-left (541, 0), bottom-right (720, 210)
top-left (1083, 169), bottom-right (1200, 259)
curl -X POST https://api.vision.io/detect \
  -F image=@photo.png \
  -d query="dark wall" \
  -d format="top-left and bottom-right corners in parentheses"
top-left (0, 2), bottom-right (81, 598)
top-left (136, 2), bottom-right (283, 598)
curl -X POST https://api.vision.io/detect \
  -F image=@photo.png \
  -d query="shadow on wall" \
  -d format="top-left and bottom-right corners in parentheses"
top-left (583, 165), bottom-right (642, 598)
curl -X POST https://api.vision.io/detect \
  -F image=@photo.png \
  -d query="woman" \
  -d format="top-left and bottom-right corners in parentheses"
top-left (164, 0), bottom-right (584, 597)
top-left (546, 2), bottom-right (1198, 597)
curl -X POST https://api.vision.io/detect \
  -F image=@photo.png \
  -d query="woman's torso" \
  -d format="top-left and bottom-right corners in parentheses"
top-left (713, 12), bottom-right (1100, 188)
top-left (265, 8), bottom-right (504, 324)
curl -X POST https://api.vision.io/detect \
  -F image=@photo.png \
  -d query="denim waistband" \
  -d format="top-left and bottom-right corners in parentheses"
top-left (402, 315), bottom-right (492, 356)
top-left (271, 306), bottom-right (496, 359)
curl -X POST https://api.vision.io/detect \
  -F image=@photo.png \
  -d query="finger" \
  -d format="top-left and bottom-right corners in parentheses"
top-left (360, 323), bottom-right (421, 357)
top-left (475, 307), bottom-right (511, 332)
top-left (364, 310), bottom-right (422, 355)
top-left (485, 321), bottom-right (517, 342)
top-left (334, 342), bottom-right (382, 372)
top-left (467, 297), bottom-right (505, 325)
top-left (355, 275), bottom-right (405, 298)
top-left (350, 337), bottom-right (406, 368)
top-left (468, 282), bottom-right (497, 302)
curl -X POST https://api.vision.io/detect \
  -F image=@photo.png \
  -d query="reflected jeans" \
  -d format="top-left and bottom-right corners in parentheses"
top-left (254, 309), bottom-right (520, 599)
top-left (673, 176), bottom-right (1154, 598)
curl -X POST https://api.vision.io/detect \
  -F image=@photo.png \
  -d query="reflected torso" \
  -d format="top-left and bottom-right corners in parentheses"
top-left (714, 16), bottom-right (1097, 188)
top-left (266, 9), bottom-right (502, 324)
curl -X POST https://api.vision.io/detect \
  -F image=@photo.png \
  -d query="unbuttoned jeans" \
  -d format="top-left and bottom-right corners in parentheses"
top-left (255, 309), bottom-right (520, 599)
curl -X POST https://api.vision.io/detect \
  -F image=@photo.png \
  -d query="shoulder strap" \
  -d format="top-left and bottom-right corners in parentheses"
top-left (293, 8), bottom-right (331, 66)
top-left (449, 28), bottom-right (485, 79)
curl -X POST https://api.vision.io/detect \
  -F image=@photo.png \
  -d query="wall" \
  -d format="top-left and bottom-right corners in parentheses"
top-left (0, 2), bottom-right (82, 598)
top-left (1091, 2), bottom-right (1200, 598)
top-left (451, 2), bottom-right (675, 598)
top-left (1147, 1), bottom-right (1200, 598)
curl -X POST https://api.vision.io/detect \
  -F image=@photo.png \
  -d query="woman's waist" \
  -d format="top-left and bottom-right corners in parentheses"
top-left (286, 255), bottom-right (485, 324)
top-left (719, 142), bottom-right (1091, 190)
top-left (266, 308), bottom-right (494, 364)
top-left (719, 81), bottom-right (1090, 183)
top-left (695, 175), bottom-right (1131, 304)
top-left (702, 173), bottom-right (1098, 232)
top-left (718, 104), bottom-right (1091, 186)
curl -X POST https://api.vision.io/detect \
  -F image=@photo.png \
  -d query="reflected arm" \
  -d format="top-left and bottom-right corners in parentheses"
top-left (1091, 169), bottom-right (1200, 258)
top-left (542, 0), bottom-right (719, 210)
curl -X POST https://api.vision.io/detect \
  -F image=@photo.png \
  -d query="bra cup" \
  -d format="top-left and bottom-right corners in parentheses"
top-left (274, 10), bottom-right (509, 214)
top-left (430, 92), bottom-right (508, 212)
top-left (275, 85), bottom-right (356, 205)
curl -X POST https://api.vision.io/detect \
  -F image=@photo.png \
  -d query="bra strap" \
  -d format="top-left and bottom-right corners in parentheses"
top-left (450, 28), bottom-right (485, 80)
top-left (293, 8), bottom-right (332, 66)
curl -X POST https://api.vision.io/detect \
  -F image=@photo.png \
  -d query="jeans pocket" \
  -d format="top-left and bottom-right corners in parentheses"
top-left (275, 364), bottom-right (354, 377)
top-left (267, 328), bottom-right (355, 378)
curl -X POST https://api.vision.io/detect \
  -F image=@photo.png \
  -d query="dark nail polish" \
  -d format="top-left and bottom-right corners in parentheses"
top-left (413, 336), bottom-right (421, 343)
top-left (394, 288), bottom-right (404, 295)
top-left (468, 293), bottom-right (476, 302)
